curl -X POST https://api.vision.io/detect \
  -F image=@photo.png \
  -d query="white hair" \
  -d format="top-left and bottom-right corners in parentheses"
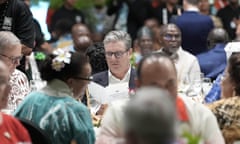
top-left (103, 30), bottom-right (132, 50)
top-left (124, 86), bottom-right (177, 144)
top-left (0, 31), bottom-right (21, 52)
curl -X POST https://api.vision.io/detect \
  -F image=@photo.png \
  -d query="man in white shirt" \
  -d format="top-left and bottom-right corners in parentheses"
top-left (91, 30), bottom-right (136, 114)
top-left (159, 24), bottom-right (201, 88)
top-left (96, 53), bottom-right (224, 144)
top-left (93, 30), bottom-right (136, 87)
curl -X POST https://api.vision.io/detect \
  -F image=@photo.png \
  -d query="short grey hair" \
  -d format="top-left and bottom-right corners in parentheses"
top-left (124, 87), bottom-right (177, 144)
top-left (103, 30), bottom-right (132, 50)
top-left (0, 31), bottom-right (21, 52)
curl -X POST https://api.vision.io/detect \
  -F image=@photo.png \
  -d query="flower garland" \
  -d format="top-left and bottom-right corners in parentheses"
top-left (51, 49), bottom-right (71, 71)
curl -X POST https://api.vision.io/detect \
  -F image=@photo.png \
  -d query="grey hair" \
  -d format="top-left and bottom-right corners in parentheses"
top-left (0, 31), bottom-right (21, 52)
top-left (103, 30), bottom-right (132, 50)
top-left (124, 86), bottom-right (177, 144)
top-left (137, 26), bottom-right (154, 40)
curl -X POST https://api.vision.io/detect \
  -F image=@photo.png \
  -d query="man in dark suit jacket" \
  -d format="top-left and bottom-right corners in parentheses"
top-left (90, 30), bottom-right (136, 115)
top-left (93, 30), bottom-right (136, 90)
top-left (172, 0), bottom-right (214, 55)
top-left (197, 28), bottom-right (229, 80)
top-left (93, 68), bottom-right (136, 89)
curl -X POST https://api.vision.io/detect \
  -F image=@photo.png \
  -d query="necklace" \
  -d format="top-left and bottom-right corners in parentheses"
top-left (0, 0), bottom-right (9, 29)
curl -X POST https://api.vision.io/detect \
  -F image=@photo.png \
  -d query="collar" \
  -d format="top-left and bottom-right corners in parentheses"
top-left (108, 66), bottom-right (131, 82)
top-left (158, 47), bottom-right (181, 62)
top-left (41, 79), bottom-right (73, 97)
top-left (185, 7), bottom-right (199, 12)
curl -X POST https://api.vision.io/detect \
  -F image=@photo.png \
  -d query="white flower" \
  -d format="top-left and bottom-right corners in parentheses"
top-left (51, 48), bottom-right (72, 71)
top-left (53, 48), bottom-right (71, 64)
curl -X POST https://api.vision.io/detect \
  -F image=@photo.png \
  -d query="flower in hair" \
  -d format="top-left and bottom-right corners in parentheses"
top-left (34, 52), bottom-right (46, 61)
top-left (51, 49), bottom-right (71, 71)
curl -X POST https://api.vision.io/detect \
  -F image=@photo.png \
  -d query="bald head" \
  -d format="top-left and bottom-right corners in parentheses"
top-left (137, 53), bottom-right (178, 98)
top-left (71, 24), bottom-right (92, 53)
top-left (0, 60), bottom-right (10, 110)
top-left (71, 23), bottom-right (91, 37)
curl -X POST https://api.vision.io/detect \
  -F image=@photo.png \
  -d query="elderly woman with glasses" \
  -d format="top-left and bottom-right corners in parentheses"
top-left (0, 31), bottom-right (30, 113)
top-left (208, 52), bottom-right (240, 143)
top-left (14, 49), bottom-right (95, 144)
top-left (0, 60), bottom-right (32, 144)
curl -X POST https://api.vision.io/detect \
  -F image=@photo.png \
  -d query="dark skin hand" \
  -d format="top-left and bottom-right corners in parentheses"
top-left (22, 44), bottom-right (32, 56)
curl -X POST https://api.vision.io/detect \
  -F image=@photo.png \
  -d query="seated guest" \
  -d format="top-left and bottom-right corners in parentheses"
top-left (86, 42), bottom-right (108, 75)
top-left (0, 31), bottom-right (30, 113)
top-left (91, 30), bottom-right (136, 115)
top-left (208, 52), bottom-right (240, 143)
top-left (136, 26), bottom-right (154, 56)
top-left (0, 60), bottom-right (32, 144)
top-left (158, 24), bottom-right (201, 87)
top-left (144, 18), bottom-right (162, 51)
top-left (197, 28), bottom-right (229, 80)
top-left (124, 87), bottom-right (177, 144)
top-left (49, 19), bottom-right (73, 49)
top-left (92, 30), bottom-right (136, 93)
top-left (14, 50), bottom-right (95, 144)
top-left (71, 23), bottom-right (92, 53)
top-left (96, 53), bottom-right (224, 144)
top-left (131, 26), bottom-right (154, 67)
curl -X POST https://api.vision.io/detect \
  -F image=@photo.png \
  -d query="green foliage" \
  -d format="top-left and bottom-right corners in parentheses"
top-left (31, 0), bottom-right (96, 9)
top-left (182, 131), bottom-right (202, 144)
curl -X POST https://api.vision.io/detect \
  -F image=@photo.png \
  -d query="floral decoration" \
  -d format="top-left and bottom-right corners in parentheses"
top-left (51, 48), bottom-right (71, 71)
top-left (34, 52), bottom-right (46, 61)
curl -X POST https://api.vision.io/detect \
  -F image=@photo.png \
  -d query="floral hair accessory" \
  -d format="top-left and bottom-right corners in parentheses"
top-left (34, 52), bottom-right (46, 61)
top-left (51, 49), bottom-right (71, 71)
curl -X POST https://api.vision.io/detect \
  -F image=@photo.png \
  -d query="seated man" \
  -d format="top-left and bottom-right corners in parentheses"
top-left (131, 26), bottom-right (155, 66)
top-left (96, 53), bottom-right (224, 144)
top-left (197, 28), bottom-right (229, 80)
top-left (93, 30), bottom-right (136, 88)
top-left (124, 87), bottom-right (177, 144)
top-left (71, 23), bottom-right (92, 53)
top-left (158, 24), bottom-right (201, 88)
top-left (91, 30), bottom-right (136, 106)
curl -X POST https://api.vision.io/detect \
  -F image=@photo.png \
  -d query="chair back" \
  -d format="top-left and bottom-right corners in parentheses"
top-left (18, 118), bottom-right (51, 144)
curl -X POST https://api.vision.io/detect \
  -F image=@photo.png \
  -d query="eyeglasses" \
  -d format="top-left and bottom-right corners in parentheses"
top-left (73, 76), bottom-right (93, 81)
top-left (105, 50), bottom-right (128, 59)
top-left (163, 34), bottom-right (181, 41)
top-left (0, 53), bottom-right (22, 64)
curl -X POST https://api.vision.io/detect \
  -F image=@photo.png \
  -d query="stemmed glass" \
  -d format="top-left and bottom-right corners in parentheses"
top-left (184, 72), bottom-right (205, 102)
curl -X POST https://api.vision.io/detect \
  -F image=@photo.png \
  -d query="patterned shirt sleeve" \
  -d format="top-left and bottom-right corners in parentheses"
top-left (7, 69), bottom-right (30, 112)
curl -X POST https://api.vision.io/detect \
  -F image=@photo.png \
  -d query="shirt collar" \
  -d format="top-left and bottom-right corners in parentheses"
top-left (108, 66), bottom-right (131, 83)
top-left (185, 7), bottom-right (199, 12)
top-left (41, 79), bottom-right (73, 97)
top-left (159, 47), bottom-right (181, 62)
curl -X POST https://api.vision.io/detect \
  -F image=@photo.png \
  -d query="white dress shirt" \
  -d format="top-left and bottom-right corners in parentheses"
top-left (96, 96), bottom-right (225, 144)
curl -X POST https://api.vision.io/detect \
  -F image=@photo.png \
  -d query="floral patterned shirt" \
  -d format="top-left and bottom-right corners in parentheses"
top-left (208, 96), bottom-right (240, 143)
top-left (7, 69), bottom-right (30, 112)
